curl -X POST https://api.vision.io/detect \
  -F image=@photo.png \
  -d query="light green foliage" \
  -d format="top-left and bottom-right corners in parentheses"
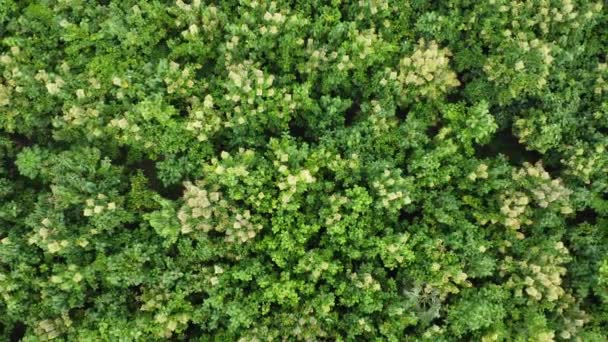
top-left (1, 0), bottom-right (607, 340)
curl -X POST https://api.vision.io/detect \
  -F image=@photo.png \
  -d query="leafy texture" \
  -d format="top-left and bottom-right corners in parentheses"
top-left (1, 0), bottom-right (607, 340)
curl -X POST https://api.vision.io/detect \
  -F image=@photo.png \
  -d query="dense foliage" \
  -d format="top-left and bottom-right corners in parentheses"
top-left (1, 0), bottom-right (607, 340)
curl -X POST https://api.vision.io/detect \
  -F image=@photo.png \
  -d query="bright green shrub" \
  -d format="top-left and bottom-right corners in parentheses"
top-left (1, 0), bottom-right (607, 340)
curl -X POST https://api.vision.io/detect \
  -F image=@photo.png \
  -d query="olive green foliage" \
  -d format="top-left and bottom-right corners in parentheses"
top-left (1, 0), bottom-right (607, 340)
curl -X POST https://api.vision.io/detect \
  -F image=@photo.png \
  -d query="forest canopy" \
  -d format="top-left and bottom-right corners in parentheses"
top-left (1, 0), bottom-right (608, 340)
